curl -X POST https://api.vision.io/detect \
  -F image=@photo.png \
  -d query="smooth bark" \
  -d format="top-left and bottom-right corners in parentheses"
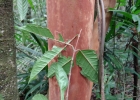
top-left (47, 1), bottom-right (95, 100)
top-left (47, 0), bottom-right (116, 100)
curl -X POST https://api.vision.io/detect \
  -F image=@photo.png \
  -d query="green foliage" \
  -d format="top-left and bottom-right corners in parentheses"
top-left (20, 24), bottom-right (54, 39)
top-left (27, 32), bottom-right (99, 99)
top-left (17, 0), bottom-right (28, 21)
top-left (0, 94), bottom-right (4, 100)
top-left (59, 34), bottom-right (64, 42)
top-left (76, 50), bottom-right (98, 83)
top-left (25, 80), bottom-right (47, 100)
top-left (29, 46), bottom-right (63, 83)
top-left (48, 56), bottom-right (71, 78)
top-left (27, 0), bottom-right (35, 11)
top-left (100, 0), bottom-right (140, 99)
top-left (32, 94), bottom-right (48, 100)
top-left (55, 66), bottom-right (68, 100)
top-left (132, 14), bottom-right (140, 32)
top-left (14, 0), bottom-right (48, 99)
top-left (14, 0), bottom-right (140, 100)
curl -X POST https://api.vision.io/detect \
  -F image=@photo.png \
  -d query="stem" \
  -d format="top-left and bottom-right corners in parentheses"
top-left (98, 0), bottom-right (106, 100)
top-left (132, 39), bottom-right (138, 100)
top-left (49, 34), bottom-right (79, 51)
top-left (66, 29), bottom-right (82, 100)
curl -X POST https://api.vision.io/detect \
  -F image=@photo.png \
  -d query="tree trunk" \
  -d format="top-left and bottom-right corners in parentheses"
top-left (47, 1), bottom-right (96, 100)
top-left (137, 33), bottom-right (140, 100)
top-left (0, 0), bottom-right (18, 100)
top-left (103, 0), bottom-right (116, 33)
top-left (47, 0), bottom-right (116, 100)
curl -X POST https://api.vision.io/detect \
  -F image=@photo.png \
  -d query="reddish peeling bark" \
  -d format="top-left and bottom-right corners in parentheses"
top-left (92, 0), bottom-right (116, 55)
top-left (103, 0), bottom-right (116, 32)
top-left (47, 1), bottom-right (96, 100)
top-left (47, 0), bottom-right (116, 100)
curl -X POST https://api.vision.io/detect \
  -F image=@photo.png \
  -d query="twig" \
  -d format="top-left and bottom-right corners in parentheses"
top-left (65, 29), bottom-right (82, 100)
top-left (49, 34), bottom-right (79, 51)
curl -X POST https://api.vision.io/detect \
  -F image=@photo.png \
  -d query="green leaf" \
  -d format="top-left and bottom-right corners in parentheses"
top-left (76, 50), bottom-right (98, 83)
top-left (125, 67), bottom-right (140, 78)
top-left (136, 0), bottom-right (140, 7)
top-left (17, 0), bottom-right (28, 21)
top-left (22, 30), bottom-right (30, 45)
top-left (133, 9), bottom-right (140, 14)
top-left (55, 65), bottom-right (68, 100)
top-left (0, 94), bottom-right (4, 100)
top-left (25, 81), bottom-right (44, 100)
top-left (59, 34), bottom-right (64, 42)
top-left (105, 19), bottom-right (116, 42)
top-left (48, 56), bottom-right (71, 78)
top-left (132, 14), bottom-right (139, 22)
top-left (109, 9), bottom-right (132, 19)
top-left (27, 0), bottom-right (35, 11)
top-left (20, 24), bottom-right (54, 39)
top-left (30, 33), bottom-right (47, 53)
top-left (48, 63), bottom-right (57, 77)
top-left (106, 54), bottom-right (123, 69)
top-left (32, 94), bottom-right (48, 100)
top-left (29, 46), bottom-right (63, 83)
top-left (132, 14), bottom-right (140, 32)
top-left (138, 20), bottom-right (140, 32)
top-left (106, 94), bottom-right (117, 100)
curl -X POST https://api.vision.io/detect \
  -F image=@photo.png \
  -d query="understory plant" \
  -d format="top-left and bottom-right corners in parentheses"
top-left (14, 0), bottom-right (140, 100)
top-left (18, 24), bottom-right (99, 100)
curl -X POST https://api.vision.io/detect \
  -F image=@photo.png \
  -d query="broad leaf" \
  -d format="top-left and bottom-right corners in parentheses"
top-left (48, 56), bottom-right (71, 78)
top-left (55, 65), bottom-right (68, 100)
top-left (32, 94), bottom-right (48, 100)
top-left (20, 24), bottom-right (54, 39)
top-left (59, 34), bottom-right (64, 42)
top-left (29, 46), bottom-right (63, 83)
top-left (48, 63), bottom-right (57, 78)
top-left (17, 0), bottom-right (28, 21)
top-left (76, 50), bottom-right (98, 83)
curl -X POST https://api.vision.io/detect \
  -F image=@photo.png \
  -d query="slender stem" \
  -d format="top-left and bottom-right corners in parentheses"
top-left (49, 34), bottom-right (79, 51)
top-left (66, 29), bottom-right (82, 100)
top-left (98, 0), bottom-right (106, 100)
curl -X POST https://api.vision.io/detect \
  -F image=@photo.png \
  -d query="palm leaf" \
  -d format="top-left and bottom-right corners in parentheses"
top-left (17, 0), bottom-right (28, 21)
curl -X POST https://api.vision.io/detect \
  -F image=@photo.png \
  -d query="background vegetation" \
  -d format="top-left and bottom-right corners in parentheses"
top-left (13, 0), bottom-right (140, 100)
